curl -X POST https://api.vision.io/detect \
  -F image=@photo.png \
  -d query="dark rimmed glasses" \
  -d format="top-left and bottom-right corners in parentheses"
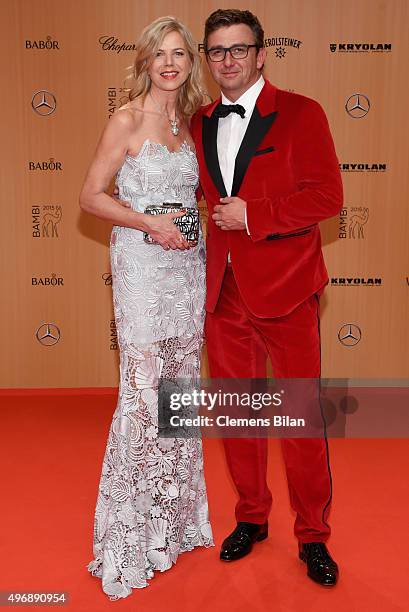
top-left (206, 44), bottom-right (259, 62)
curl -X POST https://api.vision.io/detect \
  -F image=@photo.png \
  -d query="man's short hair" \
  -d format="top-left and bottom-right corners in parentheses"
top-left (204, 8), bottom-right (265, 51)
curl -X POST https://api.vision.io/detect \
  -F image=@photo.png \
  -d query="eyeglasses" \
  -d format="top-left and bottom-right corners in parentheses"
top-left (206, 44), bottom-right (259, 62)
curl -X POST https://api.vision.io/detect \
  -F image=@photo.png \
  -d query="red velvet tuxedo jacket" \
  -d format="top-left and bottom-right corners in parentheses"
top-left (191, 80), bottom-right (343, 318)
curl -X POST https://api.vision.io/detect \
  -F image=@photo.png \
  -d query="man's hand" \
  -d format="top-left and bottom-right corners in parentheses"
top-left (212, 197), bottom-right (246, 231)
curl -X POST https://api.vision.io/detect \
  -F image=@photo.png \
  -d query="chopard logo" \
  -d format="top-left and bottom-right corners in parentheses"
top-left (345, 94), bottom-right (370, 118)
top-left (31, 90), bottom-right (56, 116)
top-left (338, 324), bottom-right (362, 347)
top-left (99, 35), bottom-right (137, 53)
top-left (36, 323), bottom-right (61, 346)
top-left (330, 43), bottom-right (391, 53)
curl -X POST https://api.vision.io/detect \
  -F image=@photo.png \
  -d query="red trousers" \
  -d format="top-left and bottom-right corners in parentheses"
top-left (205, 266), bottom-right (332, 543)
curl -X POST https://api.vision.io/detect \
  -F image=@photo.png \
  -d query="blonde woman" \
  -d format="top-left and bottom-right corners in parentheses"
top-left (80, 16), bottom-right (213, 600)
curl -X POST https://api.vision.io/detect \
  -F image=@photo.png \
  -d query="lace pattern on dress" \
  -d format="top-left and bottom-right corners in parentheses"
top-left (87, 140), bottom-right (213, 600)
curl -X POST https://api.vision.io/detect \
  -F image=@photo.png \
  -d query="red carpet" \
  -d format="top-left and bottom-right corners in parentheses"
top-left (1, 390), bottom-right (408, 611)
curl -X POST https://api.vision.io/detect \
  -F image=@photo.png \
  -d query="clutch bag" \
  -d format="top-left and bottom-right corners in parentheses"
top-left (143, 203), bottom-right (199, 246)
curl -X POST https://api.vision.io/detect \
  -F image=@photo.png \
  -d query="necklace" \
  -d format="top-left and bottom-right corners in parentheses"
top-left (150, 93), bottom-right (179, 136)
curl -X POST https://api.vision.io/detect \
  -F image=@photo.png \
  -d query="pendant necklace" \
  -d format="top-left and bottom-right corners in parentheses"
top-left (169, 117), bottom-right (179, 136)
top-left (150, 93), bottom-right (179, 136)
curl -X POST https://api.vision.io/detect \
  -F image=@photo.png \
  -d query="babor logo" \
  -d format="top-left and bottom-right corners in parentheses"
top-left (31, 90), bottom-right (57, 116)
top-left (25, 36), bottom-right (59, 50)
top-left (32, 274), bottom-right (64, 287)
top-left (345, 94), bottom-right (370, 118)
top-left (29, 158), bottom-right (63, 171)
top-left (338, 324), bottom-right (362, 347)
top-left (36, 323), bottom-right (61, 346)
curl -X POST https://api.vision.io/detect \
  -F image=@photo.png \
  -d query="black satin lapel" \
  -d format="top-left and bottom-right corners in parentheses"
top-left (202, 115), bottom-right (227, 198)
top-left (231, 108), bottom-right (278, 197)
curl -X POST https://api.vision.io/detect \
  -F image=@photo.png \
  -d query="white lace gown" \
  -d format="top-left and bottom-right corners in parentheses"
top-left (87, 140), bottom-right (213, 600)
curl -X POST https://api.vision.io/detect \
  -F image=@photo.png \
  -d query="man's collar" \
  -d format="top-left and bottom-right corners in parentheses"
top-left (204, 78), bottom-right (277, 118)
top-left (221, 75), bottom-right (265, 116)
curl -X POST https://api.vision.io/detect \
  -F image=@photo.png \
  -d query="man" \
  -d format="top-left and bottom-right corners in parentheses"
top-left (191, 9), bottom-right (343, 586)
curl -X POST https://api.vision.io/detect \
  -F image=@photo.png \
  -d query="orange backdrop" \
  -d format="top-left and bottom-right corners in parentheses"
top-left (1, 0), bottom-right (408, 388)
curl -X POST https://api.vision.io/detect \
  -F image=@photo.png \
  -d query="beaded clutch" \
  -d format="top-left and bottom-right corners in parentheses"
top-left (143, 203), bottom-right (199, 246)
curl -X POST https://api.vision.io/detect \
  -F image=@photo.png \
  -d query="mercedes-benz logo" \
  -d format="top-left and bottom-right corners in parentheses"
top-left (36, 323), bottom-right (61, 346)
top-left (338, 324), bottom-right (362, 347)
top-left (31, 90), bottom-right (57, 116)
top-left (345, 94), bottom-right (370, 118)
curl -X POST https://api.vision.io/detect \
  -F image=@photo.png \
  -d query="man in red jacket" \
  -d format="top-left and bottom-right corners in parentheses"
top-left (191, 9), bottom-right (343, 586)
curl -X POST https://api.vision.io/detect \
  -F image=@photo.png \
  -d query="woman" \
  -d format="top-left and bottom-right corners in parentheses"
top-left (80, 16), bottom-right (213, 601)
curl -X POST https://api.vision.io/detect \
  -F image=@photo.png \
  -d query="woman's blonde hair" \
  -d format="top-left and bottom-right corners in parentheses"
top-left (126, 16), bottom-right (204, 118)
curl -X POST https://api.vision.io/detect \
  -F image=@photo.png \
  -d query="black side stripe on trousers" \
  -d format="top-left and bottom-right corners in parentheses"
top-left (315, 293), bottom-right (333, 532)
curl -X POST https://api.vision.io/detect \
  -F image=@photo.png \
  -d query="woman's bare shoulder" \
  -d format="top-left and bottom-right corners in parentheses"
top-left (110, 103), bottom-right (144, 131)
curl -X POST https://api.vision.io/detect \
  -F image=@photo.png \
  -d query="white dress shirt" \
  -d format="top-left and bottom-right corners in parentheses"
top-left (217, 75), bottom-right (265, 197)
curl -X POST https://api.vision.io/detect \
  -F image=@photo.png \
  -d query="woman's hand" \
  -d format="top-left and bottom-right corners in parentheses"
top-left (144, 211), bottom-right (190, 250)
top-left (111, 187), bottom-right (189, 250)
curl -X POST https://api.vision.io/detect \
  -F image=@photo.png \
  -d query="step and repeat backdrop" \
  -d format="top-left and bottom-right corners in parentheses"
top-left (1, 0), bottom-right (408, 388)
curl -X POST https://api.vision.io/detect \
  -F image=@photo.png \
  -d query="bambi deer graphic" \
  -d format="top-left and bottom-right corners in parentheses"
top-left (348, 208), bottom-right (369, 239)
top-left (42, 207), bottom-right (62, 238)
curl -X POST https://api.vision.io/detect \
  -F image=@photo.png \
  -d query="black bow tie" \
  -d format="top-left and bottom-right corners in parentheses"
top-left (213, 103), bottom-right (246, 119)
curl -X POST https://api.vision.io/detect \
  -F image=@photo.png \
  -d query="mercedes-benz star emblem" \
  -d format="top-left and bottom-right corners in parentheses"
top-left (31, 90), bottom-right (57, 116)
top-left (36, 323), bottom-right (61, 346)
top-left (345, 94), bottom-right (370, 118)
top-left (338, 324), bottom-right (362, 347)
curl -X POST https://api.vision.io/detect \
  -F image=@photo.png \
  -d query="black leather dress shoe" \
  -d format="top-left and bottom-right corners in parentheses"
top-left (220, 522), bottom-right (268, 561)
top-left (299, 542), bottom-right (339, 586)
